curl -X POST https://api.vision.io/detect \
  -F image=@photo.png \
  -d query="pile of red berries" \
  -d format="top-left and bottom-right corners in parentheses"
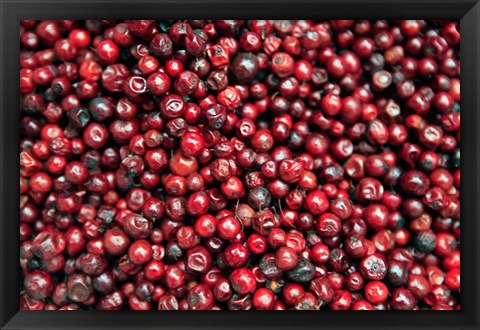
top-left (20, 19), bottom-right (460, 311)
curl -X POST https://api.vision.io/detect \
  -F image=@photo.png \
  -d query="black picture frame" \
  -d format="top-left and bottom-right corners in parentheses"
top-left (2, 1), bottom-right (479, 329)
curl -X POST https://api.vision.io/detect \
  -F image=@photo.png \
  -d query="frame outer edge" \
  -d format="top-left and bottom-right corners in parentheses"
top-left (1, 0), bottom-right (9, 328)
top-left (460, 1), bottom-right (480, 328)
top-left (2, 1), bottom-right (480, 330)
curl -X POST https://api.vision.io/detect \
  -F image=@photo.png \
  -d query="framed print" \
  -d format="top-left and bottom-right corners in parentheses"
top-left (1, 0), bottom-right (480, 329)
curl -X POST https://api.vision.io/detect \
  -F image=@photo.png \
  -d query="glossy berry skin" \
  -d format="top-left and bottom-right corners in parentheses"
top-left (32, 231), bottom-right (66, 260)
top-left (230, 268), bottom-right (256, 295)
top-left (187, 283), bottom-right (214, 310)
top-left (231, 53), bottom-right (259, 83)
top-left (67, 273), bottom-right (93, 303)
top-left (364, 281), bottom-right (388, 304)
top-left (194, 215), bottom-right (217, 238)
top-left (221, 177), bottom-right (245, 199)
top-left (147, 72), bottom-right (171, 96)
top-left (391, 288), bottom-right (417, 310)
top-left (400, 170), bottom-right (431, 196)
top-left (304, 190), bottom-right (329, 216)
top-left (253, 288), bottom-right (275, 310)
top-left (20, 19), bottom-right (461, 311)
top-left (316, 213), bottom-right (342, 237)
top-left (83, 123), bottom-right (108, 149)
top-left (271, 52), bottom-right (294, 78)
top-left (128, 239), bottom-right (153, 265)
top-left (123, 213), bottom-right (152, 239)
top-left (103, 228), bottom-right (130, 256)
top-left (69, 29), bottom-right (91, 48)
top-left (364, 204), bottom-right (389, 230)
top-left (359, 254), bottom-right (388, 281)
top-left (29, 172), bottom-right (52, 192)
top-left (64, 161), bottom-right (89, 184)
top-left (344, 235), bottom-right (368, 259)
top-left (24, 270), bottom-right (54, 299)
top-left (247, 233), bottom-right (268, 255)
top-left (217, 216), bottom-right (241, 240)
top-left (275, 246), bottom-right (298, 271)
top-left (180, 131), bottom-right (205, 157)
top-left (186, 246), bottom-right (212, 274)
top-left (97, 40), bottom-right (120, 64)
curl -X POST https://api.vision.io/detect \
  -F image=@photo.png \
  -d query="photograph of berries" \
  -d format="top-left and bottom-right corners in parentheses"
top-left (19, 19), bottom-right (460, 311)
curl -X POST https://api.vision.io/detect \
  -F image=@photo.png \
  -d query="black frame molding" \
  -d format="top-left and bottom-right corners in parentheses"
top-left (1, 0), bottom-right (479, 329)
